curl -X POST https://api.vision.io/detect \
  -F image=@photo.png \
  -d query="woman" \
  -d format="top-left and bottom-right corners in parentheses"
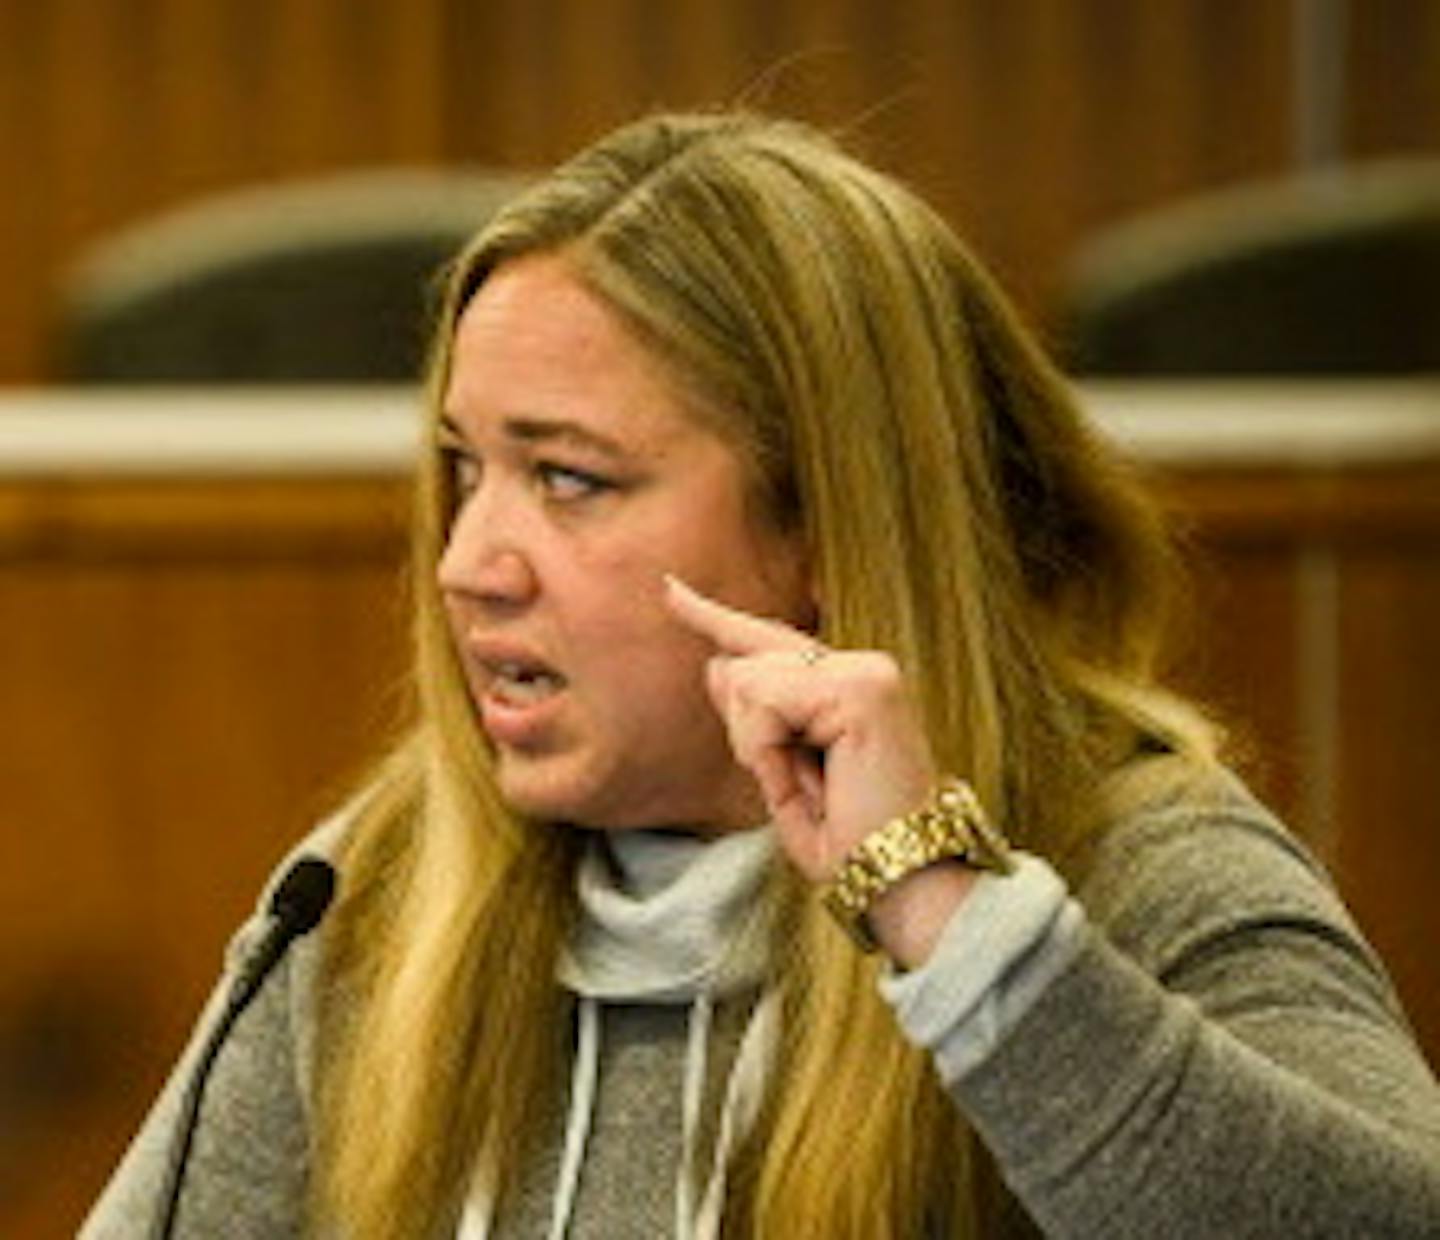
top-left (86, 112), bottom-right (1440, 1238)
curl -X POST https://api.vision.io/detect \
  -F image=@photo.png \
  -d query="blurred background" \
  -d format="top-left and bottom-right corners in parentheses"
top-left (2, 1), bottom-right (1439, 1234)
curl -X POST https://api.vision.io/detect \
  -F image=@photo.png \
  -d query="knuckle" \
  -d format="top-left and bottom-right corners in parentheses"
top-left (851, 651), bottom-right (905, 701)
top-left (725, 659), bottom-right (762, 703)
top-left (731, 652), bottom-right (791, 698)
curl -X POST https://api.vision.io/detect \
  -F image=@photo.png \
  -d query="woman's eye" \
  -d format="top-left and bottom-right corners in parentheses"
top-left (536, 462), bottom-right (611, 501)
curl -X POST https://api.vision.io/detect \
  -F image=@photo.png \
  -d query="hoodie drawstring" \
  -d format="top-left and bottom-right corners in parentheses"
top-left (692, 987), bottom-right (781, 1240)
top-left (549, 994), bottom-right (601, 1240)
top-left (460, 989), bottom-right (776, 1239)
top-left (675, 993), bottom-right (715, 1239)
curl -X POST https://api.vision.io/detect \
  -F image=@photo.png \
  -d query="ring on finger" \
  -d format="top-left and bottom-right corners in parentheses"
top-left (797, 644), bottom-right (830, 668)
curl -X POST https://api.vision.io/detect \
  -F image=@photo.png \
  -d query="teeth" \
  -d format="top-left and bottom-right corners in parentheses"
top-left (488, 662), bottom-right (563, 704)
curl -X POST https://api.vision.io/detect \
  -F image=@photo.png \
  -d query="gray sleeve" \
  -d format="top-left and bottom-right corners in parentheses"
top-left (880, 854), bottom-right (1086, 1078)
top-left (79, 821), bottom-right (347, 1239)
top-left (908, 791), bottom-right (1440, 1238)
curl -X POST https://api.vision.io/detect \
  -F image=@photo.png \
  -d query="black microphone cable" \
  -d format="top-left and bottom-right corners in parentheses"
top-left (153, 856), bottom-right (336, 1240)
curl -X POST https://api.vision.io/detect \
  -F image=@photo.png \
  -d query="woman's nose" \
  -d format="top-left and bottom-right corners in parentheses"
top-left (436, 490), bottom-right (540, 607)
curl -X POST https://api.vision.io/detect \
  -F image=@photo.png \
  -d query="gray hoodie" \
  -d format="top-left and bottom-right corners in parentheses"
top-left (83, 770), bottom-right (1440, 1237)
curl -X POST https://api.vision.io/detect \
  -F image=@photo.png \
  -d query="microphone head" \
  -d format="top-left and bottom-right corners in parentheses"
top-left (268, 857), bottom-right (336, 936)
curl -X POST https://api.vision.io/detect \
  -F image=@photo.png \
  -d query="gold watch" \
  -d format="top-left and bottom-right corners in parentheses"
top-left (822, 778), bottom-right (1015, 952)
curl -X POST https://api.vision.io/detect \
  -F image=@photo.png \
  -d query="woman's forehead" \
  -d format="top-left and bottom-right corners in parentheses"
top-left (443, 256), bottom-right (731, 461)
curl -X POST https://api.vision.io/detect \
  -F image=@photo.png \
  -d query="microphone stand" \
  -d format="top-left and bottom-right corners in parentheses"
top-left (153, 857), bottom-right (335, 1240)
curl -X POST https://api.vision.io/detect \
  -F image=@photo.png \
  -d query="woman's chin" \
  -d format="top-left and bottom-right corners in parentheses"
top-left (491, 745), bottom-right (761, 833)
top-left (492, 754), bottom-right (624, 829)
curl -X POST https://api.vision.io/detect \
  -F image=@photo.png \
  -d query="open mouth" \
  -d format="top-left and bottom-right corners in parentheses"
top-left (485, 660), bottom-right (568, 706)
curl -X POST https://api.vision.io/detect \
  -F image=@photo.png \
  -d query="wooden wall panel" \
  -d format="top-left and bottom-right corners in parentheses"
top-left (0, 6), bottom-right (59, 382)
top-left (0, 0), bottom-right (448, 383)
top-left (439, 0), bottom-right (1299, 327)
top-left (1335, 542), bottom-right (1440, 1067)
top-left (1348, 0), bottom-right (1440, 157)
top-left (7, 0), bottom-right (1440, 384)
top-left (1165, 539), bottom-right (1310, 842)
top-left (0, 477), bottom-right (410, 1237)
top-left (1157, 463), bottom-right (1440, 1065)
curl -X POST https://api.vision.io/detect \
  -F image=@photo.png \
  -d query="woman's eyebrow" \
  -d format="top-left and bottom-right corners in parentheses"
top-left (437, 413), bottom-right (634, 461)
top-left (502, 416), bottom-right (630, 460)
top-left (506, 414), bottom-right (630, 460)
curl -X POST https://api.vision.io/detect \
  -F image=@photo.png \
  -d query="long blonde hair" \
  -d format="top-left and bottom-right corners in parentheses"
top-left (316, 112), bottom-right (1216, 1237)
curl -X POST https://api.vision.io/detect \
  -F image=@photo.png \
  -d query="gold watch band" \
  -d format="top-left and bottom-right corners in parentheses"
top-left (822, 777), bottom-right (1015, 952)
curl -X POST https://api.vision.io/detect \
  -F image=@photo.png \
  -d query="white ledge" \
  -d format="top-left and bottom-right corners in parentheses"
top-left (0, 386), bottom-right (421, 476)
top-left (1083, 379), bottom-right (1440, 467)
top-left (0, 380), bottom-right (1438, 477)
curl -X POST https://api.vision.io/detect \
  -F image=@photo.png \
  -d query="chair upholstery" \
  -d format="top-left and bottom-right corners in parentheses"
top-left (1061, 160), bottom-right (1440, 375)
top-left (55, 168), bottom-right (531, 383)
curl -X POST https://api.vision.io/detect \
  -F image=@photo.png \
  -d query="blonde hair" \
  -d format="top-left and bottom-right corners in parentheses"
top-left (316, 112), bottom-right (1217, 1237)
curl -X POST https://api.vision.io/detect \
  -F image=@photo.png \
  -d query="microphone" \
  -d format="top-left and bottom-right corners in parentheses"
top-left (154, 857), bottom-right (336, 1240)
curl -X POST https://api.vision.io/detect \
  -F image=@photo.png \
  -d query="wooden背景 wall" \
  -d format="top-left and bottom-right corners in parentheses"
top-left (2, 2), bottom-right (1439, 384)
top-left (0, 471), bottom-right (412, 1237)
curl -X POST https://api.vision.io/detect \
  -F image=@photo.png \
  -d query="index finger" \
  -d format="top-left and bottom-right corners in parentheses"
top-left (663, 574), bottom-right (817, 657)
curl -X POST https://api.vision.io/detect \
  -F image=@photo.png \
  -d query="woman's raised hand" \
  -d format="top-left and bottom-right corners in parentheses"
top-left (664, 574), bottom-right (938, 881)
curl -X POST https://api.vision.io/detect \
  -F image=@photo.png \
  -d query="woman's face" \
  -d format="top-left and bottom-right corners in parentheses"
top-left (437, 253), bottom-right (812, 832)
